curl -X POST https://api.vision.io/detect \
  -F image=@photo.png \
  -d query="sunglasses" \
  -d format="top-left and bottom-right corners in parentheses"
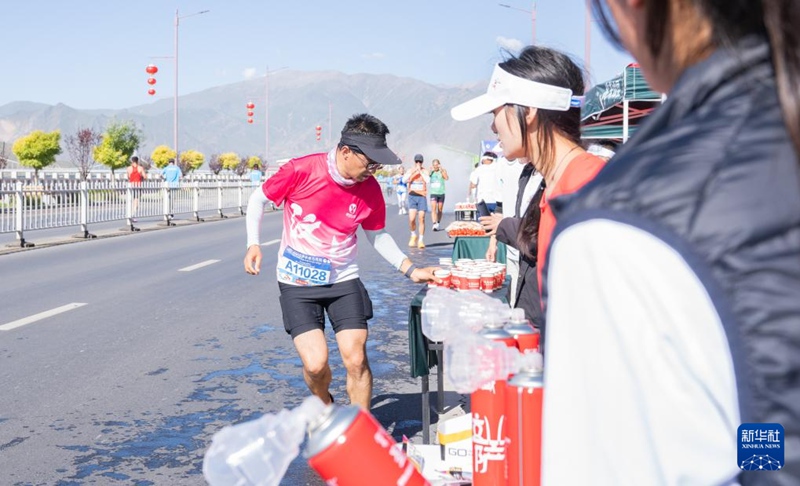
top-left (415, 161), bottom-right (423, 164)
top-left (351, 148), bottom-right (382, 171)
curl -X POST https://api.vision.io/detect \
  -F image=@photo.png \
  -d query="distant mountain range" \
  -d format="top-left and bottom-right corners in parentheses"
top-left (0, 70), bottom-right (495, 168)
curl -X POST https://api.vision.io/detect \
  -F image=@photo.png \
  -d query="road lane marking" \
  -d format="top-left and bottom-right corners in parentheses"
top-left (0, 303), bottom-right (88, 331)
top-left (179, 259), bottom-right (221, 272)
top-left (261, 239), bottom-right (280, 246)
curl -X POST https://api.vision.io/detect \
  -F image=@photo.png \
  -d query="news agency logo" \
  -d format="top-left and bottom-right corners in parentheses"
top-left (738, 423), bottom-right (784, 471)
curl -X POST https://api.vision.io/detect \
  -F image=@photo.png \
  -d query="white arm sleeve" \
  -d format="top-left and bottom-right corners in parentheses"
top-left (542, 219), bottom-right (740, 486)
top-left (246, 188), bottom-right (270, 248)
top-left (364, 229), bottom-right (408, 270)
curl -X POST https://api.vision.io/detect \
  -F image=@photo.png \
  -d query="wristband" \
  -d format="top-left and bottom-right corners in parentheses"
top-left (404, 264), bottom-right (418, 278)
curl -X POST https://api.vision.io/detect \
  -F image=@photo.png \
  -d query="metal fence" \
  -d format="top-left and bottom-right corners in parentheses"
top-left (0, 180), bottom-right (265, 247)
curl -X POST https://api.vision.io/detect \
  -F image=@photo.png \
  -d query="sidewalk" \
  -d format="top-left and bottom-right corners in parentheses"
top-left (0, 212), bottom-right (243, 256)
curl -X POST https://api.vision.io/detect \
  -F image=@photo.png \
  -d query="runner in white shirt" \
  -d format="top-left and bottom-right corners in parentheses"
top-left (469, 152), bottom-right (500, 211)
top-left (244, 114), bottom-right (439, 408)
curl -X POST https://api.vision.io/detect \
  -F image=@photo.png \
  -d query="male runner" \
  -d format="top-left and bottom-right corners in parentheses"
top-left (244, 113), bottom-right (438, 408)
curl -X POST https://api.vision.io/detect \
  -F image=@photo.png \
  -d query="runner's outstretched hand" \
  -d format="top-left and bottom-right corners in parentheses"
top-left (410, 266), bottom-right (441, 284)
top-left (244, 245), bottom-right (262, 275)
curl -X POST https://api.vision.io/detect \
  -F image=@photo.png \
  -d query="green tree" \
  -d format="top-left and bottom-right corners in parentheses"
top-left (180, 150), bottom-right (204, 173)
top-left (93, 121), bottom-right (143, 174)
top-left (219, 152), bottom-right (240, 172)
top-left (150, 145), bottom-right (177, 169)
top-left (12, 130), bottom-right (62, 178)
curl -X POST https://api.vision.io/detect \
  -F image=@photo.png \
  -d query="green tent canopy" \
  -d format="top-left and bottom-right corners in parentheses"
top-left (581, 64), bottom-right (663, 141)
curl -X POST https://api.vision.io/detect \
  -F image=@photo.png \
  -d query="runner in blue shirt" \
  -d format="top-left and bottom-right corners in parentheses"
top-left (163, 158), bottom-right (182, 188)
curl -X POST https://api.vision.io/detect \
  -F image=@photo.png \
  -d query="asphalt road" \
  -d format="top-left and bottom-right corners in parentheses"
top-left (0, 205), bottom-right (455, 485)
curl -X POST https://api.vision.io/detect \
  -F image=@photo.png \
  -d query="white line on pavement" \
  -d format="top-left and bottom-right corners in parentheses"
top-left (261, 239), bottom-right (280, 246)
top-left (179, 259), bottom-right (221, 272)
top-left (0, 303), bottom-right (88, 331)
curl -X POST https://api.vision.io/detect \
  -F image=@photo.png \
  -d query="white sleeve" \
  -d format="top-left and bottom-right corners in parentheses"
top-left (542, 219), bottom-right (741, 486)
top-left (364, 229), bottom-right (408, 270)
top-left (246, 188), bottom-right (270, 248)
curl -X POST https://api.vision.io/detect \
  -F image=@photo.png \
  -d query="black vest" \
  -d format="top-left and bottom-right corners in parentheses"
top-left (549, 37), bottom-right (800, 484)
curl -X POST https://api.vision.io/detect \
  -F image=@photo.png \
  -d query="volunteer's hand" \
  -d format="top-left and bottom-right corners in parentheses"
top-left (244, 245), bottom-right (262, 275)
top-left (479, 213), bottom-right (503, 236)
top-left (486, 236), bottom-right (498, 262)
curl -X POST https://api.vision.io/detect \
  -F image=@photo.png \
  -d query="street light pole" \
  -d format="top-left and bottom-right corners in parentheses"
top-left (328, 101), bottom-right (332, 147)
top-left (264, 66), bottom-right (288, 164)
top-left (173, 8), bottom-right (209, 161)
top-left (174, 10), bottom-right (179, 162)
top-left (498, 2), bottom-right (536, 44)
top-left (584, 2), bottom-right (592, 81)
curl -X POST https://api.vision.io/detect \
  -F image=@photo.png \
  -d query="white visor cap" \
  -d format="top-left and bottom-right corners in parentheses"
top-left (451, 64), bottom-right (582, 121)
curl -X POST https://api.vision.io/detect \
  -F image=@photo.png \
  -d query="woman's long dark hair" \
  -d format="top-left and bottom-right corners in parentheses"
top-left (517, 179), bottom-right (546, 261)
top-left (590, 0), bottom-right (800, 155)
top-left (498, 46), bottom-right (584, 259)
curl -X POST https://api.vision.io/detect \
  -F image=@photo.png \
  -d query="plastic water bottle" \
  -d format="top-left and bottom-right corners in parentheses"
top-left (444, 331), bottom-right (542, 393)
top-left (203, 395), bottom-right (327, 486)
top-left (421, 288), bottom-right (511, 342)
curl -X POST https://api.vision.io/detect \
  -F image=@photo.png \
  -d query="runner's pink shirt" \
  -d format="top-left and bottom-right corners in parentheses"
top-left (263, 152), bottom-right (386, 286)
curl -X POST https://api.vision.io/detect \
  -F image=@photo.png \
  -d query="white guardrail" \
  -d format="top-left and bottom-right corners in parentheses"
top-left (0, 179), bottom-right (266, 247)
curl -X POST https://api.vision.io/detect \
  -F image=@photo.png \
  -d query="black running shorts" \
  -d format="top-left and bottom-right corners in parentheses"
top-left (278, 278), bottom-right (374, 338)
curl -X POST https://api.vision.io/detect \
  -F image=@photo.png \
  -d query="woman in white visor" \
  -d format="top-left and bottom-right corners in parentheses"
top-left (452, 46), bottom-right (606, 301)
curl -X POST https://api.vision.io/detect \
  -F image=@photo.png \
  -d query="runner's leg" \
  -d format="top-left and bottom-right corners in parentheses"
top-left (292, 330), bottom-right (334, 404)
top-left (335, 329), bottom-right (372, 408)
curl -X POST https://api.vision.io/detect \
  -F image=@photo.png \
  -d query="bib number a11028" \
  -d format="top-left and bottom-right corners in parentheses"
top-left (278, 246), bottom-right (332, 286)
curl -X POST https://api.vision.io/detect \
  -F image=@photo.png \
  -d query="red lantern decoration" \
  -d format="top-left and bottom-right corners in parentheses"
top-left (315, 125), bottom-right (322, 141)
top-left (246, 101), bottom-right (255, 109)
top-left (247, 111), bottom-right (254, 117)
top-left (146, 64), bottom-right (158, 75)
top-left (247, 118), bottom-right (254, 124)
top-left (148, 89), bottom-right (156, 96)
top-left (147, 77), bottom-right (157, 85)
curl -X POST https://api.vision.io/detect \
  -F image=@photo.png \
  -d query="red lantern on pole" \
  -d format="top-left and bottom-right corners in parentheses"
top-left (247, 118), bottom-right (254, 124)
top-left (147, 77), bottom-right (157, 85)
top-left (247, 111), bottom-right (254, 117)
top-left (148, 89), bottom-right (156, 96)
top-left (145, 64), bottom-right (158, 75)
top-left (246, 101), bottom-right (255, 110)
top-left (315, 125), bottom-right (322, 141)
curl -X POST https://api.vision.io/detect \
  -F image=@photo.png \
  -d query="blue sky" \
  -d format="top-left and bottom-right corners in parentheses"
top-left (1, 0), bottom-right (632, 110)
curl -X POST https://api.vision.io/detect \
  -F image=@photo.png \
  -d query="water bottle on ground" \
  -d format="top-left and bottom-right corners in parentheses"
top-left (203, 395), bottom-right (326, 486)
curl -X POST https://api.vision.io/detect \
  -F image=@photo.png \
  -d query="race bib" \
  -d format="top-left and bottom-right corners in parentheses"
top-left (278, 246), bottom-right (332, 286)
top-left (430, 180), bottom-right (442, 191)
